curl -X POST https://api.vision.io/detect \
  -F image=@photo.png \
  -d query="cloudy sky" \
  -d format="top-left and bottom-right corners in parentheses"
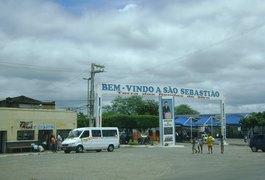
top-left (0, 0), bottom-right (265, 114)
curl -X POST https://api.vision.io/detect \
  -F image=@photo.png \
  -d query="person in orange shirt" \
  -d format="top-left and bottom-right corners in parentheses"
top-left (50, 135), bottom-right (57, 152)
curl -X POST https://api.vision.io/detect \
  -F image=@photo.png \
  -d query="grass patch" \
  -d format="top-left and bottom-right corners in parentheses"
top-left (128, 142), bottom-right (139, 145)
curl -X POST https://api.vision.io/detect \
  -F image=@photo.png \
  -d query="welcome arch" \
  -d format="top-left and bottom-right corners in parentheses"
top-left (96, 83), bottom-right (225, 146)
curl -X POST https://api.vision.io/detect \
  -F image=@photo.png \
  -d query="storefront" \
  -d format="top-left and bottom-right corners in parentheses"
top-left (0, 108), bottom-right (77, 153)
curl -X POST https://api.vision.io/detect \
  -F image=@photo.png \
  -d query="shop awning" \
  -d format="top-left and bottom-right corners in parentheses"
top-left (175, 114), bottom-right (245, 127)
top-left (193, 115), bottom-right (220, 126)
top-left (226, 114), bottom-right (244, 126)
top-left (175, 117), bottom-right (193, 126)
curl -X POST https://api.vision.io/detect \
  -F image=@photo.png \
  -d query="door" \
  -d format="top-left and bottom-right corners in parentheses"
top-left (90, 129), bottom-right (102, 149)
top-left (38, 130), bottom-right (53, 150)
top-left (80, 130), bottom-right (90, 150)
top-left (0, 131), bottom-right (7, 153)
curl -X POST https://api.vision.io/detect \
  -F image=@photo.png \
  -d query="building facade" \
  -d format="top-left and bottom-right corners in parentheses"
top-left (0, 96), bottom-right (77, 153)
top-left (0, 95), bottom-right (56, 109)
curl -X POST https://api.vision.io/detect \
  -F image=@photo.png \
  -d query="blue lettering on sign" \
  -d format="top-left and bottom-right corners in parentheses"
top-left (126, 85), bottom-right (154, 93)
top-left (102, 83), bottom-right (121, 91)
top-left (101, 83), bottom-right (221, 99)
top-left (162, 87), bottom-right (178, 94)
top-left (180, 88), bottom-right (220, 98)
top-left (163, 87), bottom-right (168, 93)
top-left (156, 87), bottom-right (162, 93)
top-left (125, 85), bottom-right (132, 92)
top-left (215, 91), bottom-right (220, 97)
top-left (38, 125), bottom-right (55, 130)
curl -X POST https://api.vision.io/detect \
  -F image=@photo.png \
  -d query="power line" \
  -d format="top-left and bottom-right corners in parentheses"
top-left (104, 21), bottom-right (265, 83)
top-left (0, 61), bottom-right (78, 72)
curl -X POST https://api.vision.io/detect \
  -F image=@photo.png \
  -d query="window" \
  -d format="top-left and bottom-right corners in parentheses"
top-left (68, 130), bottom-right (83, 138)
top-left (57, 129), bottom-right (71, 140)
top-left (102, 130), bottom-right (117, 137)
top-left (164, 127), bottom-right (173, 135)
top-left (92, 130), bottom-right (101, 137)
top-left (256, 135), bottom-right (264, 140)
top-left (17, 130), bottom-right (34, 140)
top-left (81, 130), bottom-right (90, 138)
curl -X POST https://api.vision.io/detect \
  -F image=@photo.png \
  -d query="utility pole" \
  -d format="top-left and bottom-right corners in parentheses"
top-left (89, 63), bottom-right (105, 127)
top-left (83, 77), bottom-right (91, 126)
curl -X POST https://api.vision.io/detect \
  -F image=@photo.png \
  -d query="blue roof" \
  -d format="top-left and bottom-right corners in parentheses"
top-left (226, 114), bottom-right (244, 126)
top-left (193, 115), bottom-right (220, 126)
top-left (175, 117), bottom-right (193, 126)
top-left (175, 114), bottom-right (245, 127)
top-left (193, 115), bottom-right (210, 126)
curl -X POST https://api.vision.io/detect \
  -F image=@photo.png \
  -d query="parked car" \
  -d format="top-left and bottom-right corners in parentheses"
top-left (249, 134), bottom-right (265, 152)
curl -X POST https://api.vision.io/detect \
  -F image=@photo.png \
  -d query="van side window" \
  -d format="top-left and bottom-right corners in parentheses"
top-left (102, 130), bottom-right (117, 137)
top-left (81, 130), bottom-right (90, 138)
top-left (92, 130), bottom-right (101, 137)
top-left (257, 135), bottom-right (264, 139)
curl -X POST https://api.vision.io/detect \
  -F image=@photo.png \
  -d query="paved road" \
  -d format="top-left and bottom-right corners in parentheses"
top-left (0, 144), bottom-right (264, 180)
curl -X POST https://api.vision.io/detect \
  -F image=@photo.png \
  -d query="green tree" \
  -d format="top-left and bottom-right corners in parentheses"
top-left (142, 99), bottom-right (159, 115)
top-left (257, 112), bottom-right (265, 126)
top-left (102, 96), bottom-right (159, 131)
top-left (103, 96), bottom-right (158, 115)
top-left (103, 114), bottom-right (159, 129)
top-left (77, 112), bottom-right (89, 128)
top-left (103, 114), bottom-right (137, 129)
top-left (174, 104), bottom-right (199, 115)
top-left (240, 112), bottom-right (265, 136)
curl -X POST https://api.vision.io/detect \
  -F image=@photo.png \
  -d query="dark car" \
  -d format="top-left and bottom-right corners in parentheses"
top-left (249, 134), bottom-right (265, 152)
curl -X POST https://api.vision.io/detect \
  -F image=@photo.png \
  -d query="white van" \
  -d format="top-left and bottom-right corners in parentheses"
top-left (61, 127), bottom-right (120, 153)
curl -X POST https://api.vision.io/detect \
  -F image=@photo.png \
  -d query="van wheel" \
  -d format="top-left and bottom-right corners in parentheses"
top-left (107, 145), bottom-right (114, 152)
top-left (251, 146), bottom-right (257, 152)
top-left (76, 145), bottom-right (83, 153)
top-left (64, 150), bottom-right (70, 153)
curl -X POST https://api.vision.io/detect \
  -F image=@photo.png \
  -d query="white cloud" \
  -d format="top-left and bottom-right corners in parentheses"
top-left (118, 4), bottom-right (137, 12)
top-left (0, 0), bottom-right (265, 114)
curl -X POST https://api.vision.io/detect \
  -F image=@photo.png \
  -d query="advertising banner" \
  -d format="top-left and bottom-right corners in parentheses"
top-left (101, 83), bottom-right (223, 100)
top-left (160, 96), bottom-right (175, 146)
top-left (20, 121), bottom-right (33, 129)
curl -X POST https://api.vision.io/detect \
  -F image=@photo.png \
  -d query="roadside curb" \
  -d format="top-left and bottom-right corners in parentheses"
top-left (120, 145), bottom-right (155, 148)
top-left (0, 151), bottom-right (61, 158)
top-left (120, 144), bottom-right (185, 148)
top-left (226, 143), bottom-right (248, 146)
top-left (0, 152), bottom-right (41, 158)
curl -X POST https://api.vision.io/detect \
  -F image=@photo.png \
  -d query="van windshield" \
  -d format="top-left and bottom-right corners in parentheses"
top-left (67, 130), bottom-right (83, 138)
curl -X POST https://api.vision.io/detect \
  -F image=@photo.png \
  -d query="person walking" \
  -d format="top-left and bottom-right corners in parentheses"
top-left (207, 134), bottom-right (214, 154)
top-left (57, 134), bottom-right (63, 151)
top-left (244, 135), bottom-right (248, 143)
top-left (219, 135), bottom-right (224, 154)
top-left (197, 137), bottom-right (203, 153)
top-left (192, 137), bottom-right (198, 154)
top-left (50, 135), bottom-right (57, 153)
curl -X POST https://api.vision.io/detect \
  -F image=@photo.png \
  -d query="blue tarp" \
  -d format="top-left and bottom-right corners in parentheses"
top-left (193, 115), bottom-right (220, 126)
top-left (175, 117), bottom-right (193, 126)
top-left (175, 114), bottom-right (244, 127)
top-left (226, 114), bottom-right (244, 126)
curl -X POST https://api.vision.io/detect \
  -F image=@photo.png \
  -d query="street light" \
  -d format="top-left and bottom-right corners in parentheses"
top-left (83, 77), bottom-right (91, 127)
top-left (89, 63), bottom-right (105, 127)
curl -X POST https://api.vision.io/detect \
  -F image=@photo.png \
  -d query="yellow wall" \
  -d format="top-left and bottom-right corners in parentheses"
top-left (0, 108), bottom-right (77, 142)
